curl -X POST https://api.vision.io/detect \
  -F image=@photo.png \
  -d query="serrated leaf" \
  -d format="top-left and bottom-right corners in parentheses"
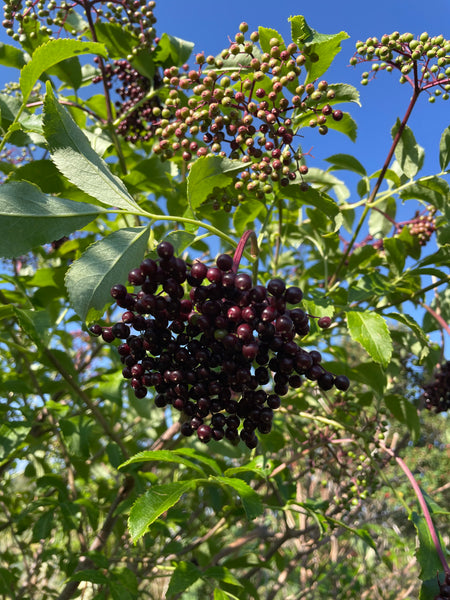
top-left (384, 394), bottom-right (420, 441)
top-left (293, 110), bottom-right (357, 142)
top-left (282, 185), bottom-right (343, 232)
top-left (400, 176), bottom-right (450, 212)
top-left (187, 155), bottom-right (246, 212)
top-left (65, 226), bottom-right (150, 322)
top-left (325, 153), bottom-right (366, 176)
top-left (210, 476), bottom-right (263, 519)
top-left (0, 42), bottom-right (27, 70)
top-left (154, 33), bottom-right (194, 67)
top-left (128, 481), bottom-right (194, 542)
top-left (387, 312), bottom-right (430, 360)
top-left (346, 311), bottom-right (393, 367)
top-left (174, 448), bottom-right (222, 476)
top-left (20, 39), bottom-right (106, 102)
top-left (120, 450), bottom-right (207, 477)
top-left (94, 21), bottom-right (139, 59)
top-left (166, 561), bottom-right (202, 597)
top-left (288, 16), bottom-right (349, 82)
top-left (43, 83), bottom-right (140, 211)
top-left (410, 511), bottom-right (448, 584)
top-left (392, 120), bottom-right (425, 179)
top-left (439, 125), bottom-right (450, 171)
top-left (0, 181), bottom-right (103, 258)
top-left (233, 199), bottom-right (266, 233)
top-left (258, 27), bottom-right (285, 54)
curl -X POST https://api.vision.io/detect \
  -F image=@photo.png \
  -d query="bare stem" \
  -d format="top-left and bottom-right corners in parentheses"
top-left (330, 86), bottom-right (421, 287)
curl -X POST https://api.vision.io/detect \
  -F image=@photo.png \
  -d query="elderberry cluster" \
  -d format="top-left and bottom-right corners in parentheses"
top-left (421, 361), bottom-right (450, 413)
top-left (351, 32), bottom-right (450, 101)
top-left (404, 206), bottom-right (437, 246)
top-left (90, 241), bottom-right (349, 448)
top-left (93, 58), bottom-right (162, 143)
top-left (2, 0), bottom-right (157, 46)
top-left (151, 24), bottom-right (344, 202)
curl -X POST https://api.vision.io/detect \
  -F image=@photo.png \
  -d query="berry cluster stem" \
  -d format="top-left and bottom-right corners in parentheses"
top-left (330, 86), bottom-right (421, 287)
top-left (232, 230), bottom-right (259, 274)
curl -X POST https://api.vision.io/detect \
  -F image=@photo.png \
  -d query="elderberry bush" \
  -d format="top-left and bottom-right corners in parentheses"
top-left (90, 242), bottom-right (349, 448)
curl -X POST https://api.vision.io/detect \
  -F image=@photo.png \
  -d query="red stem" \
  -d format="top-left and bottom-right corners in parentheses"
top-left (383, 444), bottom-right (450, 575)
top-left (232, 230), bottom-right (259, 273)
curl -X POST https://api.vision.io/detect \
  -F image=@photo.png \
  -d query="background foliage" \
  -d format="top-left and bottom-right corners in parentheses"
top-left (0, 1), bottom-right (449, 599)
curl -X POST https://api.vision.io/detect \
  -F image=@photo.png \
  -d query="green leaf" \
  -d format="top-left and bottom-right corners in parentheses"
top-left (400, 176), bottom-right (450, 212)
top-left (0, 181), bottom-right (103, 259)
top-left (384, 394), bottom-right (420, 441)
top-left (386, 312), bottom-right (430, 360)
top-left (368, 196), bottom-right (396, 238)
top-left (233, 199), bottom-right (266, 233)
top-left (94, 21), bottom-right (139, 59)
top-left (324, 153), bottom-right (366, 176)
top-left (258, 27), bottom-right (285, 54)
top-left (128, 481), bottom-right (195, 542)
top-left (154, 33), bottom-right (194, 67)
top-left (173, 448), bottom-right (222, 476)
top-left (43, 83), bottom-right (140, 211)
top-left (210, 476), bottom-right (263, 519)
top-left (166, 561), bottom-right (202, 597)
top-left (120, 450), bottom-right (207, 476)
top-left (346, 311), bottom-right (393, 367)
top-left (205, 567), bottom-right (243, 588)
top-left (187, 155), bottom-right (246, 212)
top-left (383, 237), bottom-right (405, 275)
top-left (392, 120), bottom-right (425, 179)
top-left (283, 185), bottom-right (343, 232)
top-left (68, 569), bottom-right (110, 584)
top-left (0, 42), bottom-right (27, 70)
top-left (410, 511), bottom-right (448, 584)
top-left (288, 16), bottom-right (349, 82)
top-left (10, 159), bottom-right (65, 193)
top-left (439, 125), bottom-right (450, 171)
top-left (20, 39), bottom-right (107, 102)
top-left (65, 226), bottom-right (150, 322)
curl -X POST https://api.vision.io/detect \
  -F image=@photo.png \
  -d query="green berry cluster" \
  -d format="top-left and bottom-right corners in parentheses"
top-left (350, 32), bottom-right (450, 101)
top-left (405, 206), bottom-right (437, 246)
top-left (149, 24), bottom-right (343, 206)
top-left (2, 0), bottom-right (157, 47)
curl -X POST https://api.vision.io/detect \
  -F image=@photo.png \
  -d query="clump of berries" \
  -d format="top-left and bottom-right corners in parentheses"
top-left (90, 241), bottom-right (349, 449)
top-left (148, 23), bottom-right (344, 201)
top-left (351, 32), bottom-right (450, 101)
top-left (421, 361), bottom-right (450, 413)
top-left (93, 58), bottom-right (162, 143)
top-left (2, 0), bottom-right (157, 46)
top-left (404, 206), bottom-right (437, 245)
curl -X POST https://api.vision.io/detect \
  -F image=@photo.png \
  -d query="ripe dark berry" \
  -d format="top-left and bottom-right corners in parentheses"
top-left (157, 241), bottom-right (174, 259)
top-left (216, 253), bottom-right (234, 271)
top-left (318, 316), bottom-right (332, 329)
top-left (335, 375), bottom-right (350, 391)
top-left (197, 424), bottom-right (212, 443)
top-left (267, 278), bottom-right (286, 297)
top-left (89, 324), bottom-right (103, 336)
